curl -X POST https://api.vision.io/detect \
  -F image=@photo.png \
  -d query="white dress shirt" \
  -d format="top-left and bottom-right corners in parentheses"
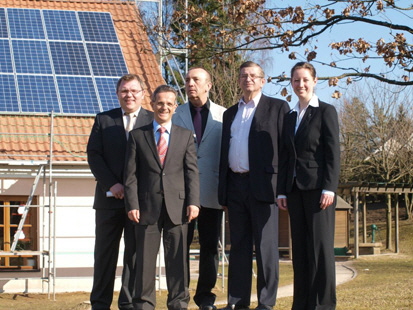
top-left (228, 92), bottom-right (262, 173)
top-left (292, 94), bottom-right (319, 133)
top-left (122, 107), bottom-right (141, 131)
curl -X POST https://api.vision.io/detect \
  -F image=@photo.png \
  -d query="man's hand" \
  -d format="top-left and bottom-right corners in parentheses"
top-left (128, 209), bottom-right (140, 223)
top-left (187, 205), bottom-right (200, 222)
top-left (320, 193), bottom-right (334, 210)
top-left (277, 198), bottom-right (288, 211)
top-left (109, 183), bottom-right (124, 199)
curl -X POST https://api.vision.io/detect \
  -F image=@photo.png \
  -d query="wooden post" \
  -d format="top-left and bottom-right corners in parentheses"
top-left (362, 193), bottom-right (367, 243)
top-left (354, 191), bottom-right (359, 258)
top-left (386, 194), bottom-right (392, 250)
top-left (395, 195), bottom-right (400, 254)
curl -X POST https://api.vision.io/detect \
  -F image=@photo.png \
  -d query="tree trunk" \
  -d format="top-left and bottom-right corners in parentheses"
top-left (405, 193), bottom-right (413, 221)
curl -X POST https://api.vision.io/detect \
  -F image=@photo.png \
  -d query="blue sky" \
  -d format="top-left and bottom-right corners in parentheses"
top-left (259, 1), bottom-right (413, 107)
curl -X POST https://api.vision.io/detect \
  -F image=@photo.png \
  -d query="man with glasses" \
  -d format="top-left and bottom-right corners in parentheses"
top-left (87, 74), bottom-right (153, 310)
top-left (218, 61), bottom-right (290, 310)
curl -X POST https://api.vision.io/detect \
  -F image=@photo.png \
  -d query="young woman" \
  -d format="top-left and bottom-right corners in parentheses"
top-left (277, 62), bottom-right (340, 310)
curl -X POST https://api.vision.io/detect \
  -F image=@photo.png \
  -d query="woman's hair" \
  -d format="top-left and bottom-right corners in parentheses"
top-left (290, 62), bottom-right (317, 79)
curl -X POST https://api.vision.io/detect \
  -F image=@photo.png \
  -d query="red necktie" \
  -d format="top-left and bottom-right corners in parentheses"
top-left (157, 126), bottom-right (168, 166)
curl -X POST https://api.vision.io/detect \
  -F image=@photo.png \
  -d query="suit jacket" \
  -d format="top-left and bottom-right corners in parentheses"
top-left (124, 123), bottom-right (200, 225)
top-left (218, 94), bottom-right (290, 205)
top-left (172, 101), bottom-right (226, 209)
top-left (87, 107), bottom-right (154, 209)
top-left (277, 100), bottom-right (340, 195)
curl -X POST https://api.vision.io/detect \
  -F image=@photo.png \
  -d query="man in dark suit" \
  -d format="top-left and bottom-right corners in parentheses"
top-left (87, 74), bottom-right (153, 310)
top-left (172, 67), bottom-right (226, 310)
top-left (124, 85), bottom-right (200, 310)
top-left (218, 61), bottom-right (290, 310)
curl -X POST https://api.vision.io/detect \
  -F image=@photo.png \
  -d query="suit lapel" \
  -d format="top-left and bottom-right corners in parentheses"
top-left (249, 95), bottom-right (267, 133)
top-left (142, 125), bottom-right (161, 167)
top-left (286, 111), bottom-right (297, 145)
top-left (201, 103), bottom-right (220, 142)
top-left (295, 105), bottom-right (317, 138)
top-left (163, 124), bottom-right (181, 168)
top-left (228, 104), bottom-right (238, 126)
top-left (176, 104), bottom-right (194, 130)
top-left (135, 108), bottom-right (152, 129)
top-left (113, 108), bottom-right (128, 143)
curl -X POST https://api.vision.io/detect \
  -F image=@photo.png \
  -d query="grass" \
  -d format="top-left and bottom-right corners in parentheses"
top-left (0, 220), bottom-right (412, 310)
top-left (335, 219), bottom-right (413, 310)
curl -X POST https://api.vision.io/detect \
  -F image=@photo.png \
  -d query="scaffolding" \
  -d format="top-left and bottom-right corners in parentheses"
top-left (0, 167), bottom-right (56, 299)
top-left (134, 0), bottom-right (188, 102)
top-left (0, 112), bottom-right (91, 298)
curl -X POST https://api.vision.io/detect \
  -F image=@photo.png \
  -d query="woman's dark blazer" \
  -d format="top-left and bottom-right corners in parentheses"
top-left (277, 100), bottom-right (340, 196)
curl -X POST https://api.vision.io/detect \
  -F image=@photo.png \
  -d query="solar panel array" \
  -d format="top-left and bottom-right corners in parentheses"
top-left (0, 8), bottom-right (128, 114)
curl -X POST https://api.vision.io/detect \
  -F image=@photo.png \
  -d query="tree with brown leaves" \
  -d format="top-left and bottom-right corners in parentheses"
top-left (171, 0), bottom-right (412, 99)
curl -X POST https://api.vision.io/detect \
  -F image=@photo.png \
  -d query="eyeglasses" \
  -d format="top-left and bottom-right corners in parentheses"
top-left (239, 74), bottom-right (264, 80)
top-left (120, 89), bottom-right (143, 95)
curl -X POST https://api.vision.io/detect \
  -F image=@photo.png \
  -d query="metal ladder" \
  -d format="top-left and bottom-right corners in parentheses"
top-left (10, 165), bottom-right (44, 251)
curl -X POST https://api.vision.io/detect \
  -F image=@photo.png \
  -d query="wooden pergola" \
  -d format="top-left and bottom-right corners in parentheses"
top-left (338, 182), bottom-right (413, 258)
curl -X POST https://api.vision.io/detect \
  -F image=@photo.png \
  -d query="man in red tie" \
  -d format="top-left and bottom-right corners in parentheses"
top-left (124, 85), bottom-right (200, 310)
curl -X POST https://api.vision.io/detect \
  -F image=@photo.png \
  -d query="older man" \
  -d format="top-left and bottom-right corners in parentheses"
top-left (173, 67), bottom-right (226, 310)
top-left (218, 61), bottom-right (289, 310)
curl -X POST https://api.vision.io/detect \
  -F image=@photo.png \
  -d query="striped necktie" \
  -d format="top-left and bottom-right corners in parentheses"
top-left (157, 126), bottom-right (168, 166)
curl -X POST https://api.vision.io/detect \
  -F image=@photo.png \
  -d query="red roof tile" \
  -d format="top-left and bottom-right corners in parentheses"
top-left (0, 0), bottom-right (165, 163)
top-left (0, 114), bottom-right (94, 162)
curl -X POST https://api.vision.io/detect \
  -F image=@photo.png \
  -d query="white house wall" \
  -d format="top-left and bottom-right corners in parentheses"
top-left (0, 175), bottom-right (124, 293)
top-left (1, 174), bottom-right (166, 293)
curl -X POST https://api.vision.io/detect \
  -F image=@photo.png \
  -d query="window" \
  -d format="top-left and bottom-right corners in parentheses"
top-left (0, 196), bottom-right (38, 270)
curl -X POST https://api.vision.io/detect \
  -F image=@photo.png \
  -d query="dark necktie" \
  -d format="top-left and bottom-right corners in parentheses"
top-left (193, 107), bottom-right (202, 144)
top-left (157, 126), bottom-right (168, 166)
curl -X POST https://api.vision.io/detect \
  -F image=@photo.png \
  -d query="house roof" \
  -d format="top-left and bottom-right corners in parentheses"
top-left (0, 114), bottom-right (93, 162)
top-left (0, 0), bottom-right (164, 163)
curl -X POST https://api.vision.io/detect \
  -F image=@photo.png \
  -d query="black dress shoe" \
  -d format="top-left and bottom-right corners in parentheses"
top-left (254, 305), bottom-right (273, 310)
top-left (219, 305), bottom-right (250, 310)
top-left (200, 304), bottom-right (217, 310)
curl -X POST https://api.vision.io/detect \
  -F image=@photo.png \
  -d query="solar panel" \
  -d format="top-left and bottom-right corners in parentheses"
top-left (44, 10), bottom-right (82, 41)
top-left (95, 77), bottom-right (119, 111)
top-left (0, 75), bottom-right (19, 112)
top-left (0, 8), bottom-right (7, 38)
top-left (0, 8), bottom-right (128, 114)
top-left (18, 75), bottom-right (60, 113)
top-left (87, 43), bottom-right (128, 76)
top-left (57, 76), bottom-right (100, 114)
top-left (50, 42), bottom-right (90, 75)
top-left (8, 8), bottom-right (45, 40)
top-left (13, 41), bottom-right (52, 74)
top-left (0, 40), bottom-right (13, 73)
top-left (78, 11), bottom-right (118, 43)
